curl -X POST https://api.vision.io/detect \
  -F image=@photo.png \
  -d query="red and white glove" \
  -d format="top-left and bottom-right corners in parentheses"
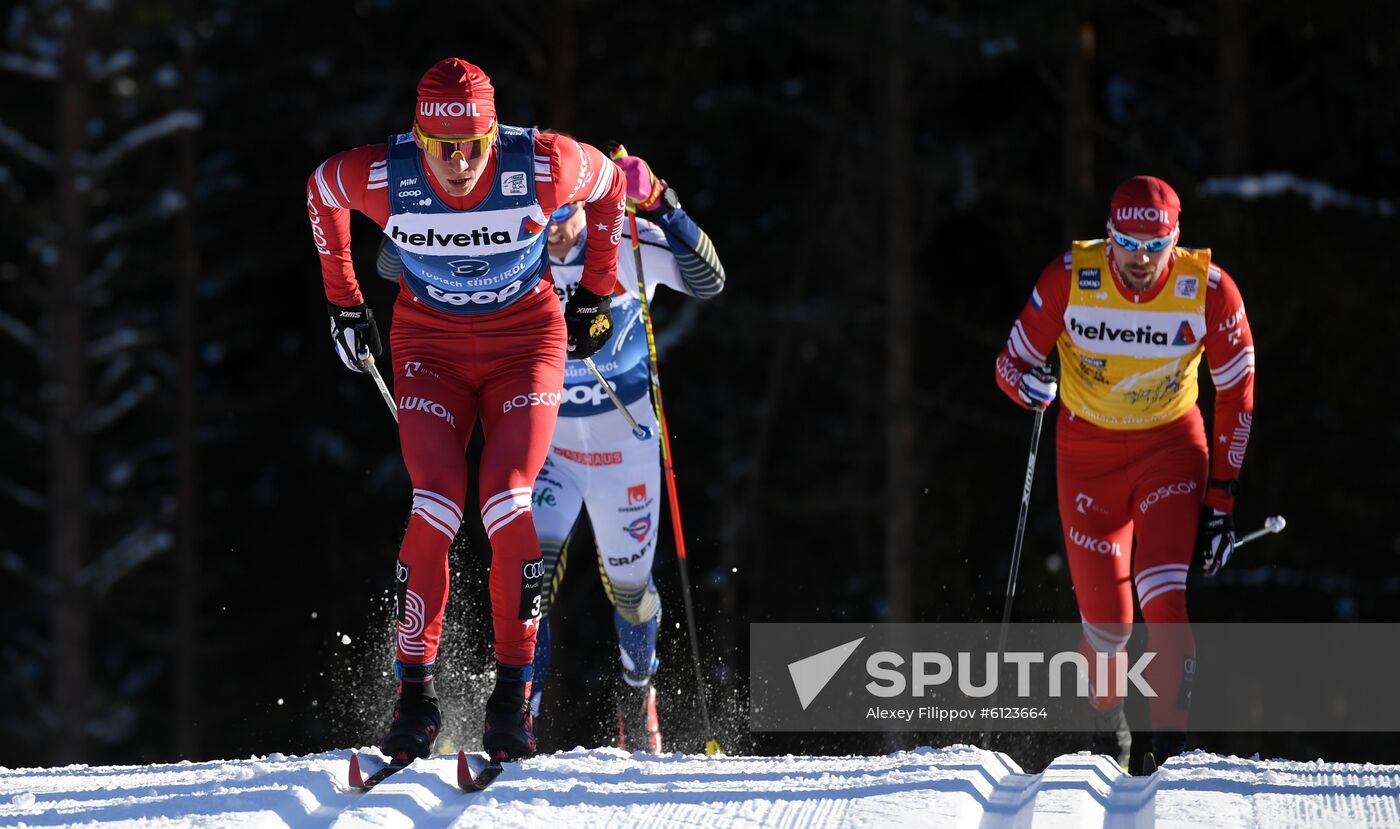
top-left (1017, 364), bottom-right (1058, 409)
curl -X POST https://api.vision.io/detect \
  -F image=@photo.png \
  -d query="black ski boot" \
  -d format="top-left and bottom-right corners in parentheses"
top-left (1137, 731), bottom-right (1186, 775)
top-left (1089, 704), bottom-right (1132, 771)
top-left (1139, 730), bottom-right (1186, 775)
top-left (615, 681), bottom-right (662, 753)
top-left (483, 665), bottom-right (536, 762)
top-left (381, 680), bottom-right (442, 763)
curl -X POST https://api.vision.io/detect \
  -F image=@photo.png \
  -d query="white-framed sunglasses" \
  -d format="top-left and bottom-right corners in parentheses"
top-left (1107, 223), bottom-right (1178, 253)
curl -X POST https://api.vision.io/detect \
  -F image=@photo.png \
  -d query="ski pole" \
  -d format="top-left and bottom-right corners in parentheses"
top-left (1233, 514), bottom-right (1286, 549)
top-left (363, 355), bottom-right (398, 423)
top-left (627, 205), bottom-right (721, 756)
top-left (982, 402), bottom-right (1047, 749)
top-left (582, 357), bottom-right (653, 441)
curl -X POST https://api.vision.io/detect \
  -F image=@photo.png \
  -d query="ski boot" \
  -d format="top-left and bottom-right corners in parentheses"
top-left (483, 664), bottom-right (537, 762)
top-left (1089, 704), bottom-right (1131, 772)
top-left (381, 679), bottom-right (442, 763)
top-left (616, 680), bottom-right (663, 753)
top-left (1139, 730), bottom-right (1186, 775)
top-left (613, 601), bottom-right (662, 752)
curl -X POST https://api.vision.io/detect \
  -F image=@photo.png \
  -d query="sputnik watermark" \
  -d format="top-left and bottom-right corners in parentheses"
top-left (784, 640), bottom-right (1156, 711)
top-left (753, 623), bottom-right (1400, 733)
top-left (784, 638), bottom-right (1153, 716)
top-left (863, 650), bottom-right (1156, 699)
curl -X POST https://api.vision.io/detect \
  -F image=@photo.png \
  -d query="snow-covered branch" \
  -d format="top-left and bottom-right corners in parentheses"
top-left (0, 549), bottom-right (56, 595)
top-left (79, 523), bottom-right (173, 597)
top-left (27, 235), bottom-right (59, 269)
top-left (0, 117), bottom-right (55, 169)
top-left (1199, 172), bottom-right (1397, 218)
top-left (0, 163), bottom-right (27, 201)
top-left (89, 188), bottom-right (188, 244)
top-left (0, 550), bottom-right (29, 577)
top-left (83, 246), bottom-right (128, 296)
top-left (94, 352), bottom-right (134, 396)
top-left (87, 328), bottom-right (157, 362)
top-left (104, 436), bottom-right (175, 488)
top-left (0, 407), bottom-right (44, 442)
top-left (0, 310), bottom-right (41, 354)
top-left (83, 374), bottom-right (158, 434)
top-left (88, 110), bottom-right (202, 172)
top-left (0, 475), bottom-right (46, 510)
top-left (0, 50), bottom-right (59, 80)
top-left (87, 48), bottom-right (135, 82)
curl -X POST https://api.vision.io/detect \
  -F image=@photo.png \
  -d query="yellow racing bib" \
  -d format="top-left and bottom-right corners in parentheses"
top-left (1057, 240), bottom-right (1210, 430)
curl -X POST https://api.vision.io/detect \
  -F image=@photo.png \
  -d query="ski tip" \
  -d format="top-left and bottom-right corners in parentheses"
top-left (348, 753), bottom-right (364, 789)
top-left (458, 750), bottom-right (506, 791)
top-left (704, 739), bottom-right (723, 757)
top-left (1139, 752), bottom-right (1158, 777)
top-left (456, 750), bottom-right (474, 788)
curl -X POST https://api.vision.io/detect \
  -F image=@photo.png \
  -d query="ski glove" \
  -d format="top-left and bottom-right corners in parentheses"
top-left (563, 286), bottom-right (613, 360)
top-left (1017, 364), bottom-right (1058, 409)
top-left (328, 302), bottom-right (382, 373)
top-left (1198, 507), bottom-right (1235, 577)
top-left (607, 142), bottom-right (678, 218)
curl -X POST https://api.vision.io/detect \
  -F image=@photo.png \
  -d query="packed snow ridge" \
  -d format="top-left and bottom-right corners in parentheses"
top-left (3, 745), bottom-right (1400, 828)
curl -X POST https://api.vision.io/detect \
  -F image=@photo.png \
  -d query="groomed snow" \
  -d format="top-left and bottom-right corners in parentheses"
top-left (2, 746), bottom-right (1399, 828)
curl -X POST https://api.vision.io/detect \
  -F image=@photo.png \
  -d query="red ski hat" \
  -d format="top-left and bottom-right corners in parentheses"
top-left (415, 58), bottom-right (497, 136)
top-left (1108, 176), bottom-right (1181, 236)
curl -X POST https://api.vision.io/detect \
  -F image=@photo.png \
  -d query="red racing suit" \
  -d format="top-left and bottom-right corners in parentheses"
top-left (995, 241), bottom-right (1255, 729)
top-left (306, 130), bottom-right (625, 676)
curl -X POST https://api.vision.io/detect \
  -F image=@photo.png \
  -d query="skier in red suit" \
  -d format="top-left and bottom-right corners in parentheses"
top-left (994, 176), bottom-right (1256, 771)
top-left (306, 57), bottom-right (625, 763)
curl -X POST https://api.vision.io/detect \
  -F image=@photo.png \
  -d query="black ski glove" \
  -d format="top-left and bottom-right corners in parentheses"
top-left (563, 287), bottom-right (613, 360)
top-left (328, 302), bottom-right (382, 373)
top-left (1198, 507), bottom-right (1236, 577)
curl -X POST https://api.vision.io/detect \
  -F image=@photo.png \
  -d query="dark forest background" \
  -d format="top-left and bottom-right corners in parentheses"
top-left (1, 0), bottom-right (1398, 773)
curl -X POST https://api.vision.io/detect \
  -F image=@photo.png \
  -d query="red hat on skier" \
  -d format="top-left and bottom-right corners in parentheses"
top-left (415, 58), bottom-right (497, 136)
top-left (1109, 176), bottom-right (1181, 236)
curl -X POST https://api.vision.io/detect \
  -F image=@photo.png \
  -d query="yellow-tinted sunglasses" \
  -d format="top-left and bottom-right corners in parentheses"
top-left (413, 122), bottom-right (497, 162)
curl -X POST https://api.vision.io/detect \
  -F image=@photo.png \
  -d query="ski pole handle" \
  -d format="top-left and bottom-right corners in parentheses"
top-left (1234, 514), bottom-right (1286, 549)
top-left (364, 356), bottom-right (398, 424)
top-left (582, 357), bottom-right (652, 441)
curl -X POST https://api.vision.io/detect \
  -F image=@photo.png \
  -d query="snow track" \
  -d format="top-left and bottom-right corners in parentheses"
top-left (2, 746), bottom-right (1399, 828)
